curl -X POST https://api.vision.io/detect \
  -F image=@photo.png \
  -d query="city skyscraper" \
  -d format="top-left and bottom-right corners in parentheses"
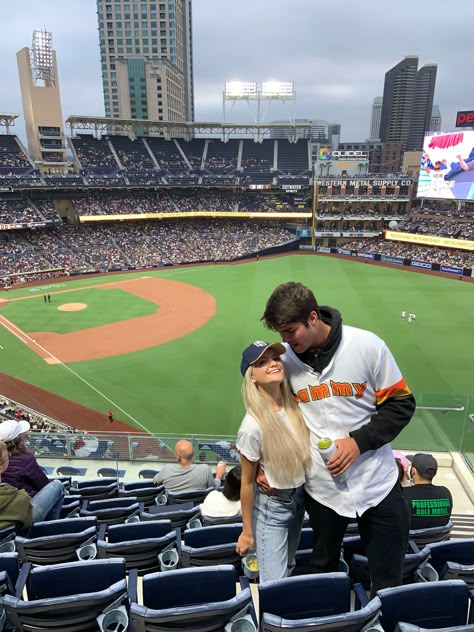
top-left (378, 56), bottom-right (437, 169)
top-left (429, 104), bottom-right (442, 133)
top-left (97, 0), bottom-right (194, 123)
top-left (369, 96), bottom-right (383, 141)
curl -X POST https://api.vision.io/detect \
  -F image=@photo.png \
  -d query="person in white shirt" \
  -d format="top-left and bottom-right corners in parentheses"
top-left (260, 282), bottom-right (416, 596)
top-left (200, 465), bottom-right (242, 519)
top-left (401, 310), bottom-right (406, 320)
top-left (235, 341), bottom-right (311, 583)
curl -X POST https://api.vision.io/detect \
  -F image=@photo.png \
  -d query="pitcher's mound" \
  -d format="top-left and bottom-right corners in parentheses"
top-left (58, 303), bottom-right (87, 312)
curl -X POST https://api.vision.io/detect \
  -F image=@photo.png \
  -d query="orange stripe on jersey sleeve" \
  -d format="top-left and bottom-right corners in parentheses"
top-left (375, 377), bottom-right (412, 405)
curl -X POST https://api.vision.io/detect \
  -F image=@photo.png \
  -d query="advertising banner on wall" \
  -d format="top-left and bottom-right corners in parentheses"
top-left (417, 130), bottom-right (474, 200)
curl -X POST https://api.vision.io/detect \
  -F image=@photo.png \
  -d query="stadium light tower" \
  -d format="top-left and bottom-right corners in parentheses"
top-left (223, 80), bottom-right (296, 138)
top-left (30, 29), bottom-right (55, 86)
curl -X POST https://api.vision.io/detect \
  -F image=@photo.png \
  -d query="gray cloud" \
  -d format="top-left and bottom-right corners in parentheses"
top-left (1, 0), bottom-right (472, 141)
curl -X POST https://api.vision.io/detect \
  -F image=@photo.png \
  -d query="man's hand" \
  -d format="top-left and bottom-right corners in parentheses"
top-left (327, 437), bottom-right (360, 476)
top-left (255, 464), bottom-right (276, 494)
top-left (236, 532), bottom-right (254, 556)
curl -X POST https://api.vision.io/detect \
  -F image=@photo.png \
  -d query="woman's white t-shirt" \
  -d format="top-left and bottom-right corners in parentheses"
top-left (236, 409), bottom-right (305, 489)
top-left (200, 490), bottom-right (241, 518)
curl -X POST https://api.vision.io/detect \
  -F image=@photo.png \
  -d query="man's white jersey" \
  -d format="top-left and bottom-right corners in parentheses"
top-left (282, 325), bottom-right (411, 518)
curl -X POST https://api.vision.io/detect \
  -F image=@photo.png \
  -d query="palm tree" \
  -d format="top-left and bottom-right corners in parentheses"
top-left (325, 162), bottom-right (332, 176)
top-left (357, 163), bottom-right (364, 175)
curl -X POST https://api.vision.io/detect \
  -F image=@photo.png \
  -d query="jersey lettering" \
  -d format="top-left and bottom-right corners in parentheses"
top-left (309, 384), bottom-right (331, 400)
top-left (330, 380), bottom-right (353, 397)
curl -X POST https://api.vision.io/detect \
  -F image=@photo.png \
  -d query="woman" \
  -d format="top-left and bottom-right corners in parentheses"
top-left (0, 419), bottom-right (50, 497)
top-left (236, 341), bottom-right (311, 582)
top-left (0, 419), bottom-right (64, 523)
top-left (200, 465), bottom-right (242, 519)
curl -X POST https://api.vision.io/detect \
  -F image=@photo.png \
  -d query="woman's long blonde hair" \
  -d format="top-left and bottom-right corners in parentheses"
top-left (242, 368), bottom-right (311, 486)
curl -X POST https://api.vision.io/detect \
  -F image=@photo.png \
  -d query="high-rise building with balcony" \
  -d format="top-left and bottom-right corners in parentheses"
top-left (97, 0), bottom-right (194, 123)
top-left (369, 96), bottom-right (383, 141)
top-left (378, 56), bottom-right (437, 170)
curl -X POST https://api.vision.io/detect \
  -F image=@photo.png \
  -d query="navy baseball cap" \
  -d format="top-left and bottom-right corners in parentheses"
top-left (240, 341), bottom-right (285, 377)
top-left (407, 453), bottom-right (438, 478)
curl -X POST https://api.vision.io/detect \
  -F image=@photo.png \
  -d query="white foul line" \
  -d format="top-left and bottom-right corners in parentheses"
top-left (0, 315), bottom-right (152, 435)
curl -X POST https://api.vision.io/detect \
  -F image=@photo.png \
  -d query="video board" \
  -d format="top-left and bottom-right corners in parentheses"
top-left (417, 131), bottom-right (474, 200)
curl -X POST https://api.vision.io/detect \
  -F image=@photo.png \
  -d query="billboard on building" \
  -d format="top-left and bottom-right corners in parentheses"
top-left (319, 146), bottom-right (331, 161)
top-left (417, 131), bottom-right (474, 200)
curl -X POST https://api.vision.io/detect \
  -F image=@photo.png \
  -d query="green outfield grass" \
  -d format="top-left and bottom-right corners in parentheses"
top-left (1, 287), bottom-right (158, 334)
top-left (0, 255), bottom-right (472, 450)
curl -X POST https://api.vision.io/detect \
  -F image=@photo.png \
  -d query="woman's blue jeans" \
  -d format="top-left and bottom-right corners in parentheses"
top-left (31, 480), bottom-right (65, 523)
top-left (253, 485), bottom-right (304, 583)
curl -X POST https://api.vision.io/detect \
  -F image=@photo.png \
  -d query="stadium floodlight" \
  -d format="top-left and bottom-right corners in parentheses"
top-left (31, 29), bottom-right (55, 86)
top-left (224, 81), bottom-right (258, 99)
top-left (261, 81), bottom-right (295, 98)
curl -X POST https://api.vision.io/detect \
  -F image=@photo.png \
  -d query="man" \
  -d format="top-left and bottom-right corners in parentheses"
top-left (261, 282), bottom-right (416, 596)
top-left (403, 454), bottom-right (453, 529)
top-left (153, 439), bottom-right (226, 492)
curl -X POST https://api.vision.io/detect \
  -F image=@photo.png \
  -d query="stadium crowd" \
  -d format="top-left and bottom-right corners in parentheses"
top-left (342, 238), bottom-right (474, 268)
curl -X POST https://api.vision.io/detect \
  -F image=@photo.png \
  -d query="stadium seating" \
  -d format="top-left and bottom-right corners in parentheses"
top-left (15, 517), bottom-right (98, 565)
top-left (80, 497), bottom-right (140, 525)
top-left (73, 478), bottom-right (119, 501)
top-left (374, 580), bottom-right (474, 631)
top-left (96, 467), bottom-right (126, 478)
top-left (427, 539), bottom-right (474, 587)
top-left (2, 558), bottom-right (129, 631)
top-left (180, 524), bottom-right (242, 569)
top-left (0, 552), bottom-right (22, 592)
top-left (128, 564), bottom-right (254, 631)
top-left (119, 482), bottom-right (164, 507)
top-left (138, 469), bottom-right (159, 479)
top-left (56, 466), bottom-right (87, 477)
top-left (96, 519), bottom-right (177, 574)
top-left (407, 521), bottom-right (454, 547)
top-left (140, 502), bottom-right (200, 530)
top-left (165, 486), bottom-right (214, 506)
top-left (259, 572), bottom-right (382, 632)
top-left (343, 536), bottom-right (434, 587)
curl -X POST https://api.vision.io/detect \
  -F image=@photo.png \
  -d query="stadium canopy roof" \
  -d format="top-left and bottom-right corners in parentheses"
top-left (0, 114), bottom-right (19, 133)
top-left (65, 115), bottom-right (312, 141)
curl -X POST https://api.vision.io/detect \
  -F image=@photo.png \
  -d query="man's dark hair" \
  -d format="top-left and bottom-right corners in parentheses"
top-left (261, 282), bottom-right (320, 330)
top-left (222, 465), bottom-right (241, 502)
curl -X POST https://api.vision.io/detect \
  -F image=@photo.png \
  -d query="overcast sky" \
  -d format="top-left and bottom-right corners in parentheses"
top-left (1, 0), bottom-right (472, 142)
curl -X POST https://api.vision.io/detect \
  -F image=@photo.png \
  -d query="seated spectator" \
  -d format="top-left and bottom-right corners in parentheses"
top-left (200, 465), bottom-right (242, 519)
top-left (153, 439), bottom-right (226, 492)
top-left (0, 439), bottom-right (64, 533)
top-left (0, 419), bottom-right (51, 496)
top-left (403, 453), bottom-right (453, 529)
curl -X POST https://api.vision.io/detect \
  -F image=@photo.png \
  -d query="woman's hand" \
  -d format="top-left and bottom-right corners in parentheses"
top-left (236, 532), bottom-right (254, 556)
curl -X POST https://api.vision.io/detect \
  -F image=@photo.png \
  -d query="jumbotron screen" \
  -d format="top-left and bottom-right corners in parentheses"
top-left (417, 131), bottom-right (474, 200)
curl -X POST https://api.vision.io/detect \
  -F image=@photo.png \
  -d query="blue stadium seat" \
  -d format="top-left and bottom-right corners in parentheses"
top-left (59, 496), bottom-right (81, 519)
top-left (200, 513), bottom-right (242, 527)
top-left (97, 467), bottom-right (126, 478)
top-left (138, 469), bottom-right (159, 479)
top-left (73, 478), bottom-right (119, 501)
top-left (259, 573), bottom-right (382, 632)
top-left (97, 519), bottom-right (177, 574)
top-left (56, 466), bottom-right (87, 477)
top-left (129, 564), bottom-right (254, 631)
top-left (0, 552), bottom-right (23, 593)
top-left (165, 487), bottom-right (214, 506)
top-left (15, 517), bottom-right (98, 565)
top-left (395, 623), bottom-right (474, 632)
top-left (180, 524), bottom-right (242, 569)
top-left (2, 558), bottom-right (129, 631)
top-left (375, 580), bottom-right (474, 631)
top-left (408, 521), bottom-right (454, 547)
top-left (119, 482), bottom-right (164, 507)
top-left (80, 497), bottom-right (140, 525)
top-left (140, 502), bottom-right (200, 530)
top-left (345, 536), bottom-right (433, 587)
top-left (0, 526), bottom-right (16, 554)
top-left (428, 538), bottom-right (474, 587)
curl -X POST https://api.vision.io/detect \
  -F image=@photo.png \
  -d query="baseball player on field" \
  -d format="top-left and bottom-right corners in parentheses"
top-left (258, 281), bottom-right (416, 597)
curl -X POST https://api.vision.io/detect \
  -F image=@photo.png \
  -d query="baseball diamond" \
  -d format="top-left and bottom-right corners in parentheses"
top-left (0, 254), bottom-right (472, 444)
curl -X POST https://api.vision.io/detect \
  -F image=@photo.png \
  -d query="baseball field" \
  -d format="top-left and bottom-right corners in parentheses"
top-left (0, 254), bottom-right (472, 453)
